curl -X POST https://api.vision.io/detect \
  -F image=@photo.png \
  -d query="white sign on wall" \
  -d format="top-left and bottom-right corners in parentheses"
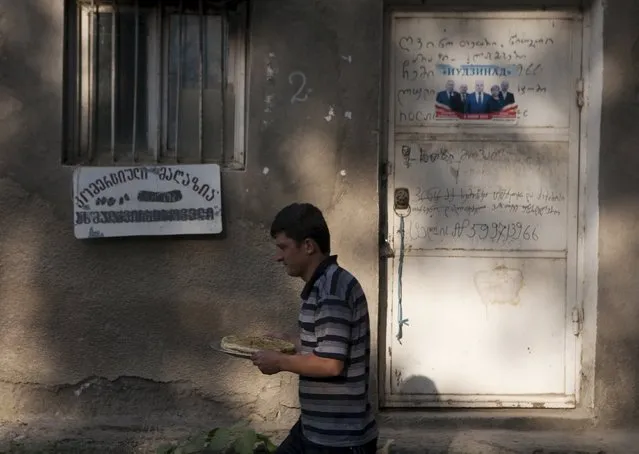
top-left (73, 164), bottom-right (222, 239)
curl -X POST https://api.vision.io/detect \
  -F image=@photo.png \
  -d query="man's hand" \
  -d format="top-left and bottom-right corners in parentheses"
top-left (251, 350), bottom-right (284, 375)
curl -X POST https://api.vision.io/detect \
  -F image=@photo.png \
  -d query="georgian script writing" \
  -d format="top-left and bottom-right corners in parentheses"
top-left (398, 138), bottom-right (569, 249)
top-left (75, 167), bottom-right (217, 208)
top-left (414, 186), bottom-right (564, 218)
top-left (394, 17), bottom-right (569, 126)
top-left (408, 218), bottom-right (540, 244)
top-left (75, 208), bottom-right (216, 225)
top-left (398, 34), bottom-right (555, 53)
top-left (410, 144), bottom-right (560, 182)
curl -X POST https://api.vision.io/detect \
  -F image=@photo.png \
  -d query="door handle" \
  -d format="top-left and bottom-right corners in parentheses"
top-left (394, 188), bottom-right (410, 211)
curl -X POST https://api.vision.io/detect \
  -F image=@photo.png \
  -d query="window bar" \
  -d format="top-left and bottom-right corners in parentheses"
top-left (75, 3), bottom-right (83, 161)
top-left (174, 0), bottom-right (184, 162)
top-left (155, 6), bottom-right (163, 163)
top-left (89, 0), bottom-right (98, 162)
top-left (220, 11), bottom-right (226, 164)
top-left (198, 0), bottom-right (204, 162)
top-left (111, 1), bottom-right (118, 163)
top-left (131, 0), bottom-right (140, 162)
top-left (161, 5), bottom-right (170, 162)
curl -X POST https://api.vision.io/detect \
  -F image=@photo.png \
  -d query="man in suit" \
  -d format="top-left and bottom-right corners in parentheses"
top-left (499, 80), bottom-right (516, 105)
top-left (465, 80), bottom-right (490, 114)
top-left (454, 83), bottom-right (469, 114)
top-left (435, 80), bottom-right (461, 110)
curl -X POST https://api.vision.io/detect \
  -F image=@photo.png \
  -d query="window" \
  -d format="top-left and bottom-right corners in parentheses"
top-left (64, 0), bottom-right (247, 168)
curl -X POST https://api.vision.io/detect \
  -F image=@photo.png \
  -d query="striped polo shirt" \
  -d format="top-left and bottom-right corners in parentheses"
top-left (297, 255), bottom-right (378, 447)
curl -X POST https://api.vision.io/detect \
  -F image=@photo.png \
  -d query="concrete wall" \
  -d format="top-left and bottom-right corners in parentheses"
top-left (594, 0), bottom-right (639, 427)
top-left (0, 0), bottom-right (382, 427)
top-left (1, 0), bottom-right (639, 434)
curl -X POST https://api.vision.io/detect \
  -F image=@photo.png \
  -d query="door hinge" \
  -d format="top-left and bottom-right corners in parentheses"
top-left (576, 78), bottom-right (585, 108)
top-left (572, 306), bottom-right (583, 336)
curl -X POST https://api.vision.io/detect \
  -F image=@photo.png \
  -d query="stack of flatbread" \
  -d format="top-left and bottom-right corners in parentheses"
top-left (220, 335), bottom-right (296, 357)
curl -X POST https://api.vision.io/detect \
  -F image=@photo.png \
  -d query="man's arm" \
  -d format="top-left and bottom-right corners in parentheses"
top-left (278, 352), bottom-right (343, 377)
top-left (256, 324), bottom-right (345, 377)
top-left (299, 295), bottom-right (352, 377)
top-left (254, 296), bottom-right (351, 377)
top-left (251, 349), bottom-right (343, 377)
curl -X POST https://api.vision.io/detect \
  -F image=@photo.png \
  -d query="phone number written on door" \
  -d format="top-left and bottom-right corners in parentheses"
top-left (407, 219), bottom-right (540, 243)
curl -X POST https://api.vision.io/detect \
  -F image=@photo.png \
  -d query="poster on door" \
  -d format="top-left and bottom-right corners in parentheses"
top-left (394, 15), bottom-right (576, 127)
top-left (433, 73), bottom-right (518, 123)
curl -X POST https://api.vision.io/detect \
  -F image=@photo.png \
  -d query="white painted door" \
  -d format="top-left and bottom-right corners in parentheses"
top-left (384, 11), bottom-right (584, 408)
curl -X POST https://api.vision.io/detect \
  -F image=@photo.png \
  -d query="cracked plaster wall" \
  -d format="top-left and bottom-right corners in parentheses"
top-left (2, 0), bottom-right (639, 431)
top-left (0, 0), bottom-right (381, 426)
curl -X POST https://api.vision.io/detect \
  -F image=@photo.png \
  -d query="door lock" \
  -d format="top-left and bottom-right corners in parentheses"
top-left (394, 188), bottom-right (410, 211)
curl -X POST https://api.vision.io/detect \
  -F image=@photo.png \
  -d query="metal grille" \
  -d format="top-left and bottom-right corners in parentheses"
top-left (65, 0), bottom-right (247, 167)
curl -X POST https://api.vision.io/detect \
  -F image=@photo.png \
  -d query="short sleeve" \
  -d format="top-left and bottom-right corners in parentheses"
top-left (313, 296), bottom-right (352, 361)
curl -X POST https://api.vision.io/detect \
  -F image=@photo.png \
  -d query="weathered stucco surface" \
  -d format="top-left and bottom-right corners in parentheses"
top-left (0, 0), bottom-right (639, 439)
top-left (0, 0), bottom-right (381, 426)
top-left (594, 0), bottom-right (639, 427)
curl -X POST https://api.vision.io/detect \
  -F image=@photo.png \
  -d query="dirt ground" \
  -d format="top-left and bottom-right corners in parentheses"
top-left (0, 417), bottom-right (637, 453)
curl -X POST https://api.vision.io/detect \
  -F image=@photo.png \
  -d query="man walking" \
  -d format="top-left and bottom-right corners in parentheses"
top-left (251, 203), bottom-right (378, 453)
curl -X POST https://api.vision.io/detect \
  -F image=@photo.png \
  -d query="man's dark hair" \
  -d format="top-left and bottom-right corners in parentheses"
top-left (270, 203), bottom-right (331, 254)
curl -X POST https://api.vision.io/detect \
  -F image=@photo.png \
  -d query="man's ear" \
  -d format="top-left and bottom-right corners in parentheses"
top-left (303, 238), bottom-right (316, 255)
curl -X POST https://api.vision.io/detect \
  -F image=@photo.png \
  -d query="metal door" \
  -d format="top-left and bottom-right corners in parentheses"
top-left (383, 11), bottom-right (583, 408)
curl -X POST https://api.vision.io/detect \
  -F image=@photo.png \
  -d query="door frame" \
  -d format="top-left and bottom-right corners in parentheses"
top-left (377, 2), bottom-right (604, 413)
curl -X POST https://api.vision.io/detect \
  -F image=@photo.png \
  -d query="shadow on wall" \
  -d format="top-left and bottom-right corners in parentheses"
top-left (0, 0), bottom-right (295, 431)
top-left (399, 375), bottom-right (439, 396)
top-left (594, 0), bottom-right (639, 427)
top-left (6, 1), bottom-right (639, 452)
top-left (0, 0), bottom-right (381, 448)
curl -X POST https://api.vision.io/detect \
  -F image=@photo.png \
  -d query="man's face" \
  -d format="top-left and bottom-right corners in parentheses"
top-left (446, 80), bottom-right (455, 92)
top-left (501, 81), bottom-right (509, 92)
top-left (460, 84), bottom-right (468, 94)
top-left (274, 232), bottom-right (310, 278)
top-left (475, 82), bottom-right (484, 93)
